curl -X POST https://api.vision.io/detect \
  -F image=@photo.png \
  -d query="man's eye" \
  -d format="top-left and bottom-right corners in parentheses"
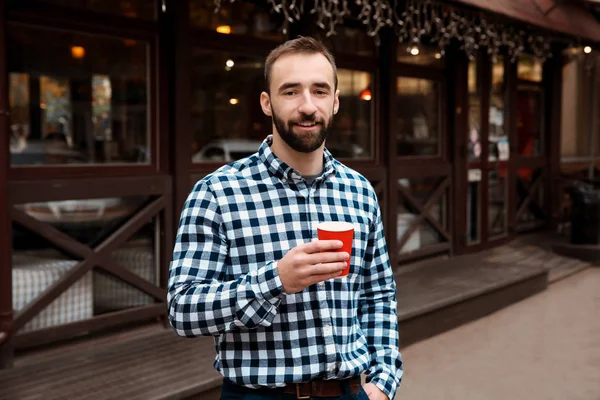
top-left (283, 91), bottom-right (297, 96)
top-left (315, 90), bottom-right (328, 95)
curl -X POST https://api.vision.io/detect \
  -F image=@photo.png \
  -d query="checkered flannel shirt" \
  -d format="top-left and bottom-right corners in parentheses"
top-left (168, 135), bottom-right (403, 398)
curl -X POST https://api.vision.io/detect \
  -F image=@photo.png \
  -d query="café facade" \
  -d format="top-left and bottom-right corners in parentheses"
top-left (1, 0), bottom-right (600, 366)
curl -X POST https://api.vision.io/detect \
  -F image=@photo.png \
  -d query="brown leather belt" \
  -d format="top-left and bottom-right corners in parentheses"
top-left (283, 377), bottom-right (361, 399)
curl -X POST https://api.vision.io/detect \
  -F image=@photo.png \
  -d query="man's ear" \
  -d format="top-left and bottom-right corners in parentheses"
top-left (333, 89), bottom-right (340, 115)
top-left (260, 92), bottom-right (272, 116)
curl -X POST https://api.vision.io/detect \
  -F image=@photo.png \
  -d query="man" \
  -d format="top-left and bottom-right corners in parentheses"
top-left (168, 36), bottom-right (402, 400)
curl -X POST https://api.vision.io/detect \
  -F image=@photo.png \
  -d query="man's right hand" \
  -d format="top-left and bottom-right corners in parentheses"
top-left (277, 240), bottom-right (349, 294)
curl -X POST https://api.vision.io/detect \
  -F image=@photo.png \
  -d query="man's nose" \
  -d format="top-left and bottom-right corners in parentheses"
top-left (298, 92), bottom-right (318, 115)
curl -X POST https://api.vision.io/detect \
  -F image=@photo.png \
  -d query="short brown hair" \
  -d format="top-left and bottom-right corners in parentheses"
top-left (264, 36), bottom-right (338, 94)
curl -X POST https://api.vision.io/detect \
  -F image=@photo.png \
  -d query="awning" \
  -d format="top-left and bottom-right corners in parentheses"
top-left (453, 0), bottom-right (600, 42)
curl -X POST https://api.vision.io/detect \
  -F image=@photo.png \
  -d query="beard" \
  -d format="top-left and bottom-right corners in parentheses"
top-left (271, 107), bottom-right (334, 153)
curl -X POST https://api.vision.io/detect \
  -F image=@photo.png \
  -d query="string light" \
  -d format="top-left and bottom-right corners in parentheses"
top-left (214, 0), bottom-right (554, 63)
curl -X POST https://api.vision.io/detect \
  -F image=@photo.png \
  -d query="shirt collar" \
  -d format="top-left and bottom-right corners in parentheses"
top-left (258, 135), bottom-right (337, 183)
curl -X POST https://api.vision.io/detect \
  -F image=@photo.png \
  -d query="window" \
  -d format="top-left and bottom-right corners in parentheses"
top-left (489, 57), bottom-right (509, 162)
top-left (190, 49), bottom-right (267, 162)
top-left (328, 69), bottom-right (373, 159)
top-left (396, 78), bottom-right (441, 157)
top-left (516, 85), bottom-right (544, 157)
top-left (516, 55), bottom-right (544, 158)
top-left (517, 54), bottom-right (543, 82)
top-left (8, 24), bottom-right (151, 166)
top-left (468, 59), bottom-right (482, 162)
top-left (190, 52), bottom-right (374, 162)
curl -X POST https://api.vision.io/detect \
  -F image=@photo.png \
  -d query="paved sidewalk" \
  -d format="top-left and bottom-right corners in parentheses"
top-left (396, 269), bottom-right (600, 400)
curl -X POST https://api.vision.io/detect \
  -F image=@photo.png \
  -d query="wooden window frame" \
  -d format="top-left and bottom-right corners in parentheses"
top-left (390, 45), bottom-right (453, 267)
top-left (1, 1), bottom-right (174, 354)
top-left (6, 2), bottom-right (165, 180)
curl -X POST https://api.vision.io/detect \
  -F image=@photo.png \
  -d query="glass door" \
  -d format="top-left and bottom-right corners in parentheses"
top-left (461, 54), bottom-right (511, 250)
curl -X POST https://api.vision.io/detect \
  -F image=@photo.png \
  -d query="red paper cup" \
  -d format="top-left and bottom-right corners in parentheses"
top-left (317, 221), bottom-right (354, 277)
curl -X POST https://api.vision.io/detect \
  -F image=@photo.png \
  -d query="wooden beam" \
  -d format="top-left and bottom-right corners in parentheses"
top-left (97, 255), bottom-right (166, 301)
top-left (516, 172), bottom-right (545, 221)
top-left (419, 177), bottom-right (451, 242)
top-left (0, 0), bottom-right (13, 367)
top-left (10, 207), bottom-right (93, 260)
top-left (8, 175), bottom-right (170, 204)
top-left (397, 242), bottom-right (450, 265)
top-left (7, 3), bottom-right (157, 40)
top-left (93, 196), bottom-right (165, 255)
top-left (14, 304), bottom-right (165, 349)
top-left (11, 197), bottom-right (165, 333)
top-left (171, 0), bottom-right (193, 245)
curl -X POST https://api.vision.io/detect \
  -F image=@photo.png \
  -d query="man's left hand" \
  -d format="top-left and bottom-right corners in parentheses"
top-left (362, 383), bottom-right (389, 400)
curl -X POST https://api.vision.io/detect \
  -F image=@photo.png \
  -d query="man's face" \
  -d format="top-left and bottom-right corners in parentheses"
top-left (260, 53), bottom-right (339, 153)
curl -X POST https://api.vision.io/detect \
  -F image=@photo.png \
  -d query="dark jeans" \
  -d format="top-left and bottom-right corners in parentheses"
top-left (220, 378), bottom-right (370, 400)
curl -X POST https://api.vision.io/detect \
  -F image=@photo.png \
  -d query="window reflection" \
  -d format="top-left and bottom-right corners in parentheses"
top-left (328, 69), bottom-right (372, 159)
top-left (190, 49), bottom-right (267, 163)
top-left (37, 0), bottom-right (156, 19)
top-left (8, 24), bottom-right (150, 166)
top-left (517, 86), bottom-right (544, 157)
top-left (517, 54), bottom-right (543, 82)
top-left (9, 73), bottom-right (30, 155)
top-left (489, 57), bottom-right (509, 162)
top-left (189, 0), bottom-right (285, 41)
top-left (468, 59), bottom-right (482, 162)
top-left (396, 78), bottom-right (440, 157)
top-left (488, 167), bottom-right (507, 237)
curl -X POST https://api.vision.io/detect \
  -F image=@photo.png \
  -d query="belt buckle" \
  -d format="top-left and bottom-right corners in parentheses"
top-left (296, 383), bottom-right (311, 400)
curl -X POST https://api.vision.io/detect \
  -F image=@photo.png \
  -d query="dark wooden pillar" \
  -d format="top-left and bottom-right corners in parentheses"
top-left (169, 0), bottom-right (192, 221)
top-left (378, 28), bottom-right (395, 267)
top-left (70, 77), bottom-right (94, 162)
top-left (0, 0), bottom-right (15, 368)
top-left (166, 0), bottom-right (192, 305)
top-left (545, 47), bottom-right (565, 230)
top-left (28, 76), bottom-right (41, 140)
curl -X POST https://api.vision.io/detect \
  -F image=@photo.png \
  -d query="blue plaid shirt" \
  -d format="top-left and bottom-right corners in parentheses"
top-left (168, 136), bottom-right (402, 398)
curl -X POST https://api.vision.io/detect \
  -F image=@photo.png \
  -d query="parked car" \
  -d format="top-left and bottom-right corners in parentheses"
top-left (192, 139), bottom-right (262, 163)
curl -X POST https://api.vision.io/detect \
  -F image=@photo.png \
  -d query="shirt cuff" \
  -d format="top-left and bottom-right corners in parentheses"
top-left (370, 372), bottom-right (400, 400)
top-left (253, 261), bottom-right (285, 302)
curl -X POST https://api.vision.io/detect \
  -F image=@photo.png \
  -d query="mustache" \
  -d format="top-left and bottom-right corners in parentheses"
top-left (291, 114), bottom-right (323, 124)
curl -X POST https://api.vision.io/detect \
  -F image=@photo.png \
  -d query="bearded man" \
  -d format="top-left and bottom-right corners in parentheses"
top-left (168, 36), bottom-right (403, 400)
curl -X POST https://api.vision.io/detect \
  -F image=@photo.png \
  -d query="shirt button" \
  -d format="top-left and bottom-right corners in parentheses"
top-left (281, 178), bottom-right (287, 183)
top-left (328, 364), bottom-right (335, 372)
top-left (324, 324), bottom-right (332, 334)
top-left (317, 281), bottom-right (325, 288)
